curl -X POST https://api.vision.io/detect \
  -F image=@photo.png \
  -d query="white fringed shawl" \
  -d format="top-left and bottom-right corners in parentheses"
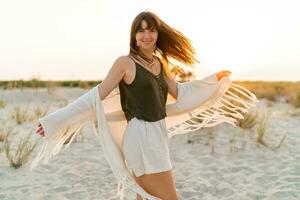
top-left (30, 73), bottom-right (258, 200)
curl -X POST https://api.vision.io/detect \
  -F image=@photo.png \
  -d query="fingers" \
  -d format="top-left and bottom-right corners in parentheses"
top-left (220, 70), bottom-right (231, 73)
top-left (37, 127), bottom-right (42, 133)
top-left (36, 123), bottom-right (45, 137)
top-left (216, 70), bottom-right (232, 81)
top-left (224, 71), bottom-right (232, 76)
top-left (37, 130), bottom-right (45, 137)
top-left (222, 70), bottom-right (232, 75)
top-left (221, 70), bottom-right (232, 77)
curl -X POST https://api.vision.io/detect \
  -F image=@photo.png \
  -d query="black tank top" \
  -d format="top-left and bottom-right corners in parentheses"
top-left (119, 56), bottom-right (168, 122)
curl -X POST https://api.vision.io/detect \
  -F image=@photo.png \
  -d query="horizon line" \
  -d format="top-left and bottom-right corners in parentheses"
top-left (0, 79), bottom-right (300, 82)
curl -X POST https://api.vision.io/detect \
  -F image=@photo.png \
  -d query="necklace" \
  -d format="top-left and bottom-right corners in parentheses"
top-left (136, 54), bottom-right (156, 72)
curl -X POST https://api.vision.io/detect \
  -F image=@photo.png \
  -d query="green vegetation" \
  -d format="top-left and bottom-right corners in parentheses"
top-left (4, 131), bottom-right (37, 169)
top-left (0, 99), bottom-right (6, 109)
top-left (2, 78), bottom-right (299, 107)
top-left (2, 79), bottom-right (299, 107)
top-left (0, 126), bottom-right (14, 153)
top-left (256, 113), bottom-right (269, 146)
top-left (0, 79), bottom-right (101, 90)
top-left (234, 81), bottom-right (300, 108)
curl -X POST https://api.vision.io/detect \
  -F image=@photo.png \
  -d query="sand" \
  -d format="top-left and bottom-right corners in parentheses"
top-left (0, 87), bottom-right (299, 199)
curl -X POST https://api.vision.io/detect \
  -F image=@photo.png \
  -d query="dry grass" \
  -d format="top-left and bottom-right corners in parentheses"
top-left (273, 133), bottom-right (288, 150)
top-left (0, 133), bottom-right (6, 143)
top-left (78, 81), bottom-right (91, 89)
top-left (256, 115), bottom-right (287, 150)
top-left (0, 125), bottom-right (14, 153)
top-left (235, 109), bottom-right (259, 130)
top-left (11, 105), bottom-right (33, 124)
top-left (286, 90), bottom-right (300, 108)
top-left (4, 131), bottom-right (37, 169)
top-left (0, 126), bottom-right (14, 142)
top-left (256, 113), bottom-right (270, 146)
top-left (46, 81), bottom-right (58, 95)
top-left (206, 128), bottom-right (215, 154)
top-left (0, 99), bottom-right (6, 109)
top-left (33, 105), bottom-right (49, 119)
top-left (235, 81), bottom-right (300, 107)
top-left (236, 109), bottom-right (288, 150)
top-left (187, 132), bottom-right (194, 144)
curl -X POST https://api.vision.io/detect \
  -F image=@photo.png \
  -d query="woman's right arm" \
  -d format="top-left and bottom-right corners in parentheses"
top-left (98, 56), bottom-right (129, 100)
top-left (36, 56), bottom-right (129, 137)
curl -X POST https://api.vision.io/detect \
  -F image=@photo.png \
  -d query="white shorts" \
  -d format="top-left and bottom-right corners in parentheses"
top-left (122, 117), bottom-right (172, 177)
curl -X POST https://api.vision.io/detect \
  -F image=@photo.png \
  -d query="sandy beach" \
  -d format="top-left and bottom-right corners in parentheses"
top-left (0, 87), bottom-right (299, 200)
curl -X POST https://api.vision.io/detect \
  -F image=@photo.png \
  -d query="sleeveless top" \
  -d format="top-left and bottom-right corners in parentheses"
top-left (119, 56), bottom-right (168, 122)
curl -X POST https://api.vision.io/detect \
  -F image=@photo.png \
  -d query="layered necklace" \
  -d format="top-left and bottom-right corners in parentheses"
top-left (136, 50), bottom-right (156, 72)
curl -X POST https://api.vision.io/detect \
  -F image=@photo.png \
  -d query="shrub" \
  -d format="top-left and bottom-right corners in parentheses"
top-left (4, 131), bottom-right (37, 169)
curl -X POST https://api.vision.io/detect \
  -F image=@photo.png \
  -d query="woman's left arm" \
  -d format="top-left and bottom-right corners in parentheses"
top-left (164, 74), bottom-right (178, 99)
top-left (164, 70), bottom-right (231, 100)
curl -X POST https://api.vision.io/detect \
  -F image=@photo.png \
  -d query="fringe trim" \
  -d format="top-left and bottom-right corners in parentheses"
top-left (167, 82), bottom-right (258, 138)
top-left (117, 180), bottom-right (125, 200)
top-left (30, 123), bottom-right (85, 170)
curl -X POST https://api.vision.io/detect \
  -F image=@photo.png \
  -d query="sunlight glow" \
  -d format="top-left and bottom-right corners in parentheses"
top-left (0, 0), bottom-right (299, 81)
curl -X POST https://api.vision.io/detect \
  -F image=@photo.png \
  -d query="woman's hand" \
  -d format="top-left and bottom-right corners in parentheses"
top-left (36, 122), bottom-right (45, 137)
top-left (216, 70), bottom-right (232, 81)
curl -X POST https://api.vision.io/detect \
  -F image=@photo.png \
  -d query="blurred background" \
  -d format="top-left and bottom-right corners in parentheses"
top-left (1, 0), bottom-right (299, 81)
top-left (1, 1), bottom-right (300, 199)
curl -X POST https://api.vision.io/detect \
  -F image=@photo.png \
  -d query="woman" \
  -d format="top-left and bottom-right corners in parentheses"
top-left (36, 11), bottom-right (234, 200)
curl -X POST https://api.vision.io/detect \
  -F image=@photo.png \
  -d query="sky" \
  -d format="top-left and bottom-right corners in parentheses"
top-left (0, 0), bottom-right (299, 81)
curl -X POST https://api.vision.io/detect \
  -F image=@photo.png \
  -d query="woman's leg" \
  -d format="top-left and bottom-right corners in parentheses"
top-left (132, 171), bottom-right (145, 200)
top-left (134, 170), bottom-right (179, 200)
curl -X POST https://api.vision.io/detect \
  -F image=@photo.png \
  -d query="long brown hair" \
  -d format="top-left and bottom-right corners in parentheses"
top-left (129, 11), bottom-right (198, 78)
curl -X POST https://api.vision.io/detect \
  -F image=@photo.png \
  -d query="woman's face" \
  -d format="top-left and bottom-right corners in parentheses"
top-left (135, 20), bottom-right (158, 51)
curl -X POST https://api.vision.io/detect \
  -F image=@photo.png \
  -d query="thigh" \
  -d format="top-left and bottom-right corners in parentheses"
top-left (137, 170), bottom-right (179, 200)
top-left (132, 171), bottom-right (146, 200)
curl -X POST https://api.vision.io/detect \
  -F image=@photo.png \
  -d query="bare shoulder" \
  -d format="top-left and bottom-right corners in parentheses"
top-left (114, 55), bottom-right (134, 69)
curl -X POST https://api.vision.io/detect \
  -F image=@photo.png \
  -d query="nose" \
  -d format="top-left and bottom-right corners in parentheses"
top-left (143, 31), bottom-right (152, 40)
